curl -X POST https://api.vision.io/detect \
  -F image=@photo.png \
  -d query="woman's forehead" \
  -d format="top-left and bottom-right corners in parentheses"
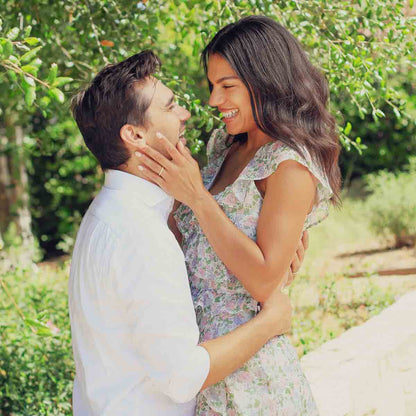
top-left (207, 54), bottom-right (238, 82)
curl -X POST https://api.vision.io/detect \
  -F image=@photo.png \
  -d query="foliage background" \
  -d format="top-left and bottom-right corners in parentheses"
top-left (1, 0), bottom-right (416, 414)
top-left (1, 0), bottom-right (415, 256)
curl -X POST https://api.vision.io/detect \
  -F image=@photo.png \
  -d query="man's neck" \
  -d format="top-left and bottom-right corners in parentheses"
top-left (117, 159), bottom-right (140, 178)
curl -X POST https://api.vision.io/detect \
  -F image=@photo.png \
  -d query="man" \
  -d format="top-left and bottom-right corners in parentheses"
top-left (69, 51), bottom-right (305, 415)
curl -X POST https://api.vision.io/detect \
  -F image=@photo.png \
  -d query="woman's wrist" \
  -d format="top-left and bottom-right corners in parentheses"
top-left (188, 187), bottom-right (213, 213)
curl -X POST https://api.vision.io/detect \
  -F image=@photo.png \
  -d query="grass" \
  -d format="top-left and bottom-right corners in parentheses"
top-left (287, 196), bottom-right (416, 356)
top-left (1, 194), bottom-right (415, 414)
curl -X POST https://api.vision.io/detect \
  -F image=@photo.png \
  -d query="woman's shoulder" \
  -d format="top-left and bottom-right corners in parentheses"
top-left (242, 140), bottom-right (319, 180)
top-left (242, 140), bottom-right (333, 203)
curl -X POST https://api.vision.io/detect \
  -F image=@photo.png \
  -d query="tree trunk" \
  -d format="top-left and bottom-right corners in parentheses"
top-left (0, 128), bottom-right (13, 235)
top-left (0, 124), bottom-right (35, 260)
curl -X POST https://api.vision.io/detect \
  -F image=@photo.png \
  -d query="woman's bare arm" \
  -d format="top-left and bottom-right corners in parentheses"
top-left (136, 137), bottom-right (315, 302)
top-left (189, 161), bottom-right (316, 301)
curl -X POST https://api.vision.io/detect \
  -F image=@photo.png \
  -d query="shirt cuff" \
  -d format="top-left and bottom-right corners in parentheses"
top-left (166, 345), bottom-right (211, 404)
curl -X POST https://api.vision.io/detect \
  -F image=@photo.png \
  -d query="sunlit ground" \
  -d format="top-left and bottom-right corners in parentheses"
top-left (288, 196), bottom-right (416, 356)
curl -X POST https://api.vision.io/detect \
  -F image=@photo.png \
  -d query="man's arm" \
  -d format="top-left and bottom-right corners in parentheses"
top-left (200, 288), bottom-right (291, 390)
top-left (118, 229), bottom-right (292, 404)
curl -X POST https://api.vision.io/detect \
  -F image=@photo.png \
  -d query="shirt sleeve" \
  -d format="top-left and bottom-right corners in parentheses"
top-left (112, 223), bottom-right (210, 404)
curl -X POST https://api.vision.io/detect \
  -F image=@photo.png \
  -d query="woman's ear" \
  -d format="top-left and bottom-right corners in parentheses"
top-left (120, 124), bottom-right (146, 148)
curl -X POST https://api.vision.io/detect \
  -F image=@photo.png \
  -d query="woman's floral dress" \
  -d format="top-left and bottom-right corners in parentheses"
top-left (174, 129), bottom-right (332, 415)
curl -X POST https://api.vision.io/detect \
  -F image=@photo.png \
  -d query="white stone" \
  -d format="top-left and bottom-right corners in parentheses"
top-left (301, 289), bottom-right (416, 416)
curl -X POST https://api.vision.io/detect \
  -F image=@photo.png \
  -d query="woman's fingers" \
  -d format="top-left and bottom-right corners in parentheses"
top-left (290, 252), bottom-right (301, 274)
top-left (289, 231), bottom-right (307, 275)
top-left (177, 139), bottom-right (194, 161)
top-left (137, 164), bottom-right (166, 190)
top-left (156, 132), bottom-right (185, 163)
top-left (296, 239), bottom-right (305, 265)
top-left (136, 141), bottom-right (173, 170)
top-left (135, 152), bottom-right (164, 176)
top-left (302, 230), bottom-right (309, 250)
top-left (285, 269), bottom-right (294, 287)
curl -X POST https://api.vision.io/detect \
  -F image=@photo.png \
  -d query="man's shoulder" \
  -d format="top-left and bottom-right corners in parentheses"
top-left (82, 187), bottom-right (170, 246)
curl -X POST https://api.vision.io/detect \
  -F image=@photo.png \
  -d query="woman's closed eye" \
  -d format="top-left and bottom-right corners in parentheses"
top-left (223, 85), bottom-right (235, 89)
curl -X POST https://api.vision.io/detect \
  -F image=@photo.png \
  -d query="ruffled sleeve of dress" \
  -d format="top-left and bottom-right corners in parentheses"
top-left (206, 129), bottom-right (229, 162)
top-left (240, 141), bottom-right (333, 229)
top-left (201, 128), bottom-right (229, 189)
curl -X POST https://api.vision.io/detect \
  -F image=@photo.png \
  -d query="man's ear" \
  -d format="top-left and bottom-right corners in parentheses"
top-left (120, 124), bottom-right (146, 148)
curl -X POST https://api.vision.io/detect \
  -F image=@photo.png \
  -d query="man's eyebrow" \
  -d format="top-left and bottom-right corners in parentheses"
top-left (165, 94), bottom-right (175, 107)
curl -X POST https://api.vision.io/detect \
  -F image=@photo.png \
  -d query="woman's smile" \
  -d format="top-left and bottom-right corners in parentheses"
top-left (221, 108), bottom-right (239, 123)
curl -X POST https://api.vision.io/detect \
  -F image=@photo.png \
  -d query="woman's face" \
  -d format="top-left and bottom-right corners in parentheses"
top-left (207, 54), bottom-right (258, 136)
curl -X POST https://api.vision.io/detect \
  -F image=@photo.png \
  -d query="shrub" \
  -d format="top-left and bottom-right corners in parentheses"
top-left (0, 265), bottom-right (73, 415)
top-left (365, 158), bottom-right (416, 247)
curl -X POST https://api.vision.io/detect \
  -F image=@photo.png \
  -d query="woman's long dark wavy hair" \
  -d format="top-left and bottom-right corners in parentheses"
top-left (202, 15), bottom-right (341, 203)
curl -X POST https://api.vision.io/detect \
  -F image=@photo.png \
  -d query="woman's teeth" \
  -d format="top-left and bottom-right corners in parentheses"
top-left (223, 109), bottom-right (239, 119)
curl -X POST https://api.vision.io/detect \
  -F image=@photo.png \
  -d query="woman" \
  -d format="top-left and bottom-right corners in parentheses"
top-left (137, 15), bottom-right (340, 415)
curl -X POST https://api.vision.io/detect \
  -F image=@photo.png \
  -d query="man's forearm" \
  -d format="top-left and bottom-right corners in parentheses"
top-left (199, 312), bottom-right (281, 390)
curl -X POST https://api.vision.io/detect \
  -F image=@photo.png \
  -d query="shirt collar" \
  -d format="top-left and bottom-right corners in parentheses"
top-left (104, 169), bottom-right (173, 214)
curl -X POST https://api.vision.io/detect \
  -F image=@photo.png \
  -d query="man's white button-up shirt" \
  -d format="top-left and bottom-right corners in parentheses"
top-left (69, 169), bottom-right (210, 416)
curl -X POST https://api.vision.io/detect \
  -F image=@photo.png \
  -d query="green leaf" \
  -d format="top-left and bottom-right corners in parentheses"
top-left (205, 117), bottom-right (214, 132)
top-left (8, 54), bottom-right (18, 64)
top-left (375, 109), bottom-right (385, 118)
top-left (24, 37), bottom-right (40, 46)
top-left (7, 70), bottom-right (17, 82)
top-left (393, 107), bottom-right (401, 119)
top-left (410, 0), bottom-right (414, 8)
top-left (24, 25), bottom-right (32, 37)
top-left (1, 39), bottom-right (13, 57)
top-left (54, 76), bottom-right (73, 87)
top-left (21, 64), bottom-right (38, 75)
top-left (344, 122), bottom-right (352, 135)
top-left (24, 318), bottom-right (54, 336)
top-left (20, 45), bottom-right (43, 63)
top-left (6, 27), bottom-right (19, 41)
top-left (23, 74), bottom-right (36, 87)
top-left (47, 63), bottom-right (58, 85)
top-left (30, 58), bottom-right (42, 67)
top-left (39, 96), bottom-right (51, 108)
top-left (25, 86), bottom-right (36, 107)
top-left (49, 87), bottom-right (65, 103)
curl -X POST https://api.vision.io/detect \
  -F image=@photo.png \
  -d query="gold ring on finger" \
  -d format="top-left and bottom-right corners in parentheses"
top-left (158, 166), bottom-right (164, 177)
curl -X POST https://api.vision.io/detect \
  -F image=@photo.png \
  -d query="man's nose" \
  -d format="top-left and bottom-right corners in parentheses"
top-left (208, 88), bottom-right (224, 108)
top-left (178, 106), bottom-right (191, 121)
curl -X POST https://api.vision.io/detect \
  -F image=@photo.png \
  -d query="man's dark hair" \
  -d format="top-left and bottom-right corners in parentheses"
top-left (71, 50), bottom-right (161, 170)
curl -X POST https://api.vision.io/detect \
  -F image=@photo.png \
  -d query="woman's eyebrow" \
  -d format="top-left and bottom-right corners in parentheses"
top-left (211, 75), bottom-right (240, 84)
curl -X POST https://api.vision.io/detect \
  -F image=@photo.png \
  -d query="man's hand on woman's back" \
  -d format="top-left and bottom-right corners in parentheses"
top-left (259, 289), bottom-right (292, 338)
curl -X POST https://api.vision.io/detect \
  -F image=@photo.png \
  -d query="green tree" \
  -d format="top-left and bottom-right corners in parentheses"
top-left (0, 0), bottom-right (415, 257)
top-left (0, 18), bottom-right (72, 259)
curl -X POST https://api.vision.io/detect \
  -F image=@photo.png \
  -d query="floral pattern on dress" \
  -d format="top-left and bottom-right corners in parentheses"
top-left (175, 129), bottom-right (329, 415)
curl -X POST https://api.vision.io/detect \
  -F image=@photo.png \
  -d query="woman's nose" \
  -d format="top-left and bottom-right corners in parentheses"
top-left (208, 88), bottom-right (225, 108)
